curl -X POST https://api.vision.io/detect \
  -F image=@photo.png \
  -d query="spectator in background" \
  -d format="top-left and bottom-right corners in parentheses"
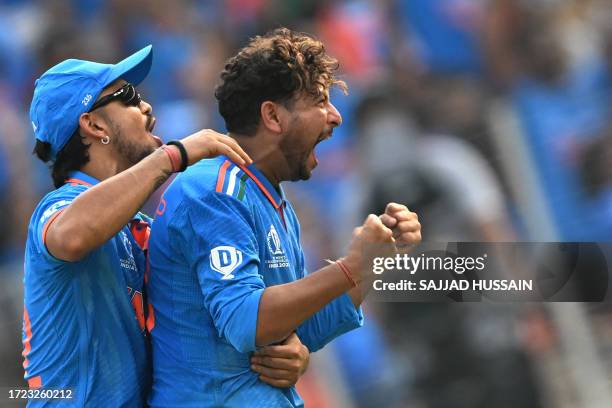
top-left (396, 0), bottom-right (487, 76)
top-left (484, 1), bottom-right (611, 240)
top-left (349, 85), bottom-right (543, 407)
top-left (354, 85), bottom-right (512, 242)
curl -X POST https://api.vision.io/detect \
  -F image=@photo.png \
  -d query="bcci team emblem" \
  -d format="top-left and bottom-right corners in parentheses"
top-left (210, 246), bottom-right (243, 280)
top-left (267, 225), bottom-right (284, 255)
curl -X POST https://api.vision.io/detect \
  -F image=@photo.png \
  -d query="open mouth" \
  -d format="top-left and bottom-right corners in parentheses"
top-left (146, 117), bottom-right (162, 146)
top-left (147, 116), bottom-right (156, 133)
top-left (311, 131), bottom-right (333, 164)
top-left (315, 131), bottom-right (332, 147)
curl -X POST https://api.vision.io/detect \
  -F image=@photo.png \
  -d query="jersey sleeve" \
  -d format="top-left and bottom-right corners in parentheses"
top-left (173, 191), bottom-right (265, 353)
top-left (32, 191), bottom-right (80, 261)
top-left (296, 274), bottom-right (364, 352)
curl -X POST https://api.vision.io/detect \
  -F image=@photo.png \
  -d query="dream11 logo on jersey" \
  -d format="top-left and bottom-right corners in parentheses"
top-left (210, 246), bottom-right (243, 280)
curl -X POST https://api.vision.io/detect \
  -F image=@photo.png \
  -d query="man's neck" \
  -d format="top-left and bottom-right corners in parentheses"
top-left (79, 150), bottom-right (128, 182)
top-left (229, 132), bottom-right (284, 187)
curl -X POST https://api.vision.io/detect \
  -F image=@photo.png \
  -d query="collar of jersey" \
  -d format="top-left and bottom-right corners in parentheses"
top-left (236, 161), bottom-right (284, 209)
top-left (65, 170), bottom-right (100, 187)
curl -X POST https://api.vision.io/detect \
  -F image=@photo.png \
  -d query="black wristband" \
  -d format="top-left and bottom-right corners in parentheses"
top-left (166, 140), bottom-right (188, 172)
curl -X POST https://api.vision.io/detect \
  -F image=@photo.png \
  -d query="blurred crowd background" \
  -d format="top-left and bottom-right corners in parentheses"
top-left (1, 0), bottom-right (612, 407)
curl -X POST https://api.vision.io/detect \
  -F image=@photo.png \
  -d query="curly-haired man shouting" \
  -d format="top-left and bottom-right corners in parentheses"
top-left (147, 28), bottom-right (421, 407)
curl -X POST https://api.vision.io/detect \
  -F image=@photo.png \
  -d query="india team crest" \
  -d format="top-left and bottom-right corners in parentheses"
top-left (210, 246), bottom-right (243, 279)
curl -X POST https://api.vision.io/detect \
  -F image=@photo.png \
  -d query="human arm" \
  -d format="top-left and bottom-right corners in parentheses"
top-left (185, 188), bottom-right (393, 352)
top-left (295, 292), bottom-right (363, 352)
top-left (255, 214), bottom-right (395, 346)
top-left (188, 190), bottom-right (405, 351)
top-left (292, 203), bottom-right (421, 351)
top-left (250, 333), bottom-right (310, 388)
top-left (45, 130), bottom-right (251, 261)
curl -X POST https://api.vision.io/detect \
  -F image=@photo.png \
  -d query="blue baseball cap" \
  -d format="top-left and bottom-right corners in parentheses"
top-left (29, 45), bottom-right (154, 160)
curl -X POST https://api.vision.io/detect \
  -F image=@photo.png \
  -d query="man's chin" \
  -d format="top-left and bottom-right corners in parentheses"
top-left (297, 164), bottom-right (313, 181)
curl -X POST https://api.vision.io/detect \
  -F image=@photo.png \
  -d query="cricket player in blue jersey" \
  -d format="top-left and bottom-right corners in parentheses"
top-left (147, 28), bottom-right (422, 407)
top-left (23, 46), bottom-right (253, 407)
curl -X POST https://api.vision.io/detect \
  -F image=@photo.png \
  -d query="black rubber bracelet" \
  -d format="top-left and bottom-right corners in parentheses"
top-left (166, 140), bottom-right (188, 172)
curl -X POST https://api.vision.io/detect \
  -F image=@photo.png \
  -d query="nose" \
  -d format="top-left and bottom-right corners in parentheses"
top-left (327, 101), bottom-right (342, 128)
top-left (140, 99), bottom-right (153, 115)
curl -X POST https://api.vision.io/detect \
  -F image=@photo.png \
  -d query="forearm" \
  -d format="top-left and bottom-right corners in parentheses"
top-left (255, 263), bottom-right (353, 346)
top-left (47, 148), bottom-right (172, 260)
top-left (348, 286), bottom-right (364, 308)
top-left (347, 265), bottom-right (375, 307)
top-left (296, 293), bottom-right (364, 352)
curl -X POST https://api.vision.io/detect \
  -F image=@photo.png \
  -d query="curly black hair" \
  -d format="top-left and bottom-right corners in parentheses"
top-left (215, 27), bottom-right (347, 136)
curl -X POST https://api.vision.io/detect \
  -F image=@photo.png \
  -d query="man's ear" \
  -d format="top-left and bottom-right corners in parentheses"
top-left (260, 101), bottom-right (285, 134)
top-left (78, 112), bottom-right (109, 142)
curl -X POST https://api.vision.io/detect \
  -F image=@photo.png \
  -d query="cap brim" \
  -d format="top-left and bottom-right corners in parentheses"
top-left (105, 44), bottom-right (153, 87)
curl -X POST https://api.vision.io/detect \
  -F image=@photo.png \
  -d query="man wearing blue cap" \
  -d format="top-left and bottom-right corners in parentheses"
top-left (22, 46), bottom-right (254, 407)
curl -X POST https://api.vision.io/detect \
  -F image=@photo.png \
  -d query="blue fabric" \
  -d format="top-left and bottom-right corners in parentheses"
top-left (29, 45), bottom-right (153, 159)
top-left (23, 171), bottom-right (150, 407)
top-left (147, 157), bottom-right (363, 407)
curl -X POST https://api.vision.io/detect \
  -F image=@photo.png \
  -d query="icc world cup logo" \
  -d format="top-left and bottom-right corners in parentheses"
top-left (267, 225), bottom-right (284, 256)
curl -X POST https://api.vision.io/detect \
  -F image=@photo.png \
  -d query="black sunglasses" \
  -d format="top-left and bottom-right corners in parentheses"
top-left (88, 83), bottom-right (142, 112)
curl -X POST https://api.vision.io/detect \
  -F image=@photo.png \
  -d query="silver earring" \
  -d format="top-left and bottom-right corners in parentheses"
top-left (101, 136), bottom-right (110, 145)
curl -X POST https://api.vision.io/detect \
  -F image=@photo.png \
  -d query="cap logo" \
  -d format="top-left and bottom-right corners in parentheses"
top-left (82, 94), bottom-right (93, 106)
top-left (31, 121), bottom-right (37, 132)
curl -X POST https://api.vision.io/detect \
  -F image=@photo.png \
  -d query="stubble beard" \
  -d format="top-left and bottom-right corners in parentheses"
top-left (110, 121), bottom-right (156, 167)
top-left (280, 119), bottom-right (316, 182)
top-left (280, 134), bottom-right (313, 182)
top-left (297, 159), bottom-right (312, 181)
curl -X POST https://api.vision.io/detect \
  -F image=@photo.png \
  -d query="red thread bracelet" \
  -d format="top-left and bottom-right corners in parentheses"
top-left (325, 258), bottom-right (358, 287)
top-left (160, 145), bottom-right (182, 173)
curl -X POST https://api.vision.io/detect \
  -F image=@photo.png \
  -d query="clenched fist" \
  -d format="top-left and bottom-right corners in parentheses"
top-left (379, 203), bottom-right (421, 248)
top-left (343, 214), bottom-right (396, 285)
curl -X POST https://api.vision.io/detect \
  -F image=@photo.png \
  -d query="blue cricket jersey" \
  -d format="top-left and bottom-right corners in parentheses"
top-left (147, 157), bottom-right (363, 407)
top-left (23, 171), bottom-right (150, 407)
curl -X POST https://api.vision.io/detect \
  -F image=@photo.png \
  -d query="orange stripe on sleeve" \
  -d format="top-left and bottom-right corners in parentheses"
top-left (215, 160), bottom-right (231, 192)
top-left (65, 178), bottom-right (93, 187)
top-left (41, 209), bottom-right (64, 247)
